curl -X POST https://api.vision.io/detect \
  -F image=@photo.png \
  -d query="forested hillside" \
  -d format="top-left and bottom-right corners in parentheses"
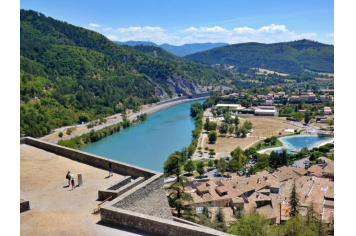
top-left (20, 9), bottom-right (231, 137)
top-left (185, 40), bottom-right (334, 73)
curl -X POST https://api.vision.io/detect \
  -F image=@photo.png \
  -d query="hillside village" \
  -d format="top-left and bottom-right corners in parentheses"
top-left (177, 157), bottom-right (334, 227)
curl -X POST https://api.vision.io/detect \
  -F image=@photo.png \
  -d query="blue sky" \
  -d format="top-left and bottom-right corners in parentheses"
top-left (21, 0), bottom-right (334, 45)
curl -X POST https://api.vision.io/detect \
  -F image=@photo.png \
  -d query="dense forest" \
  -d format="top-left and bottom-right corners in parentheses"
top-left (185, 40), bottom-right (334, 73)
top-left (20, 9), bottom-right (231, 137)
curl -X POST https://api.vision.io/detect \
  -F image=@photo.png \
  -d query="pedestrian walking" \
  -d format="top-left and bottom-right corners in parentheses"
top-left (71, 175), bottom-right (75, 190)
top-left (109, 161), bottom-right (113, 177)
top-left (66, 171), bottom-right (71, 186)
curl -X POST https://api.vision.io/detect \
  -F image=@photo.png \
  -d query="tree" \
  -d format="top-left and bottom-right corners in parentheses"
top-left (58, 132), bottom-right (63, 137)
top-left (240, 127), bottom-right (248, 137)
top-left (217, 158), bottom-right (226, 175)
top-left (208, 160), bottom-right (214, 167)
top-left (309, 153), bottom-right (316, 162)
top-left (214, 207), bottom-right (227, 232)
top-left (66, 128), bottom-right (73, 135)
top-left (304, 112), bottom-right (311, 124)
top-left (219, 123), bottom-right (228, 136)
top-left (209, 149), bottom-right (216, 157)
top-left (228, 209), bottom-right (270, 236)
top-left (163, 154), bottom-right (183, 178)
top-left (204, 117), bottom-right (210, 131)
top-left (233, 116), bottom-right (239, 127)
top-left (164, 153), bottom-right (193, 218)
top-left (166, 180), bottom-right (193, 218)
top-left (228, 159), bottom-right (240, 172)
top-left (208, 131), bottom-right (218, 143)
top-left (196, 161), bottom-right (205, 176)
top-left (184, 160), bottom-right (195, 174)
top-left (242, 120), bottom-right (253, 130)
top-left (78, 113), bottom-right (90, 123)
top-left (228, 125), bottom-right (235, 136)
top-left (327, 119), bottom-right (334, 127)
top-left (235, 126), bottom-right (241, 137)
top-left (289, 179), bottom-right (300, 217)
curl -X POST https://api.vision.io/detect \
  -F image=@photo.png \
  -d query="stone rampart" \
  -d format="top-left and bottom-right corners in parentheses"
top-left (21, 137), bottom-right (232, 235)
top-left (101, 207), bottom-right (231, 236)
top-left (98, 176), bottom-right (145, 201)
top-left (21, 137), bottom-right (158, 179)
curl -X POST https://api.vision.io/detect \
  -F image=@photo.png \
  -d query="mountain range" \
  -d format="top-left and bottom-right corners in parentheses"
top-left (115, 41), bottom-right (228, 57)
top-left (185, 40), bottom-right (334, 74)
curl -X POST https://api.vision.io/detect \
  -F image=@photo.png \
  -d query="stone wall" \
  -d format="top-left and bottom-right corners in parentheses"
top-left (112, 173), bottom-right (173, 220)
top-left (21, 137), bottom-right (158, 179)
top-left (98, 177), bottom-right (145, 201)
top-left (101, 208), bottom-right (231, 236)
top-left (20, 198), bottom-right (30, 213)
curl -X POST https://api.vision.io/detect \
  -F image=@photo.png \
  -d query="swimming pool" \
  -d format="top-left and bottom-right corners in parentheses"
top-left (274, 135), bottom-right (331, 153)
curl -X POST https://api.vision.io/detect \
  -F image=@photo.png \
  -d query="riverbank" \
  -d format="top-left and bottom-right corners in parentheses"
top-left (41, 96), bottom-right (209, 144)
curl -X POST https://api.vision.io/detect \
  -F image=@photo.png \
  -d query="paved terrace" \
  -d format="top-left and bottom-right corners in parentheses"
top-left (20, 144), bottom-right (152, 236)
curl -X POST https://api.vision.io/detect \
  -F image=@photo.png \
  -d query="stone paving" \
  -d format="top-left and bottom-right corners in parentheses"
top-left (20, 144), bottom-right (153, 236)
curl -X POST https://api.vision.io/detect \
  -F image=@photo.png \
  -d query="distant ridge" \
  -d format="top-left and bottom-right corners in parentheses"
top-left (114, 41), bottom-right (229, 57)
top-left (184, 40), bottom-right (334, 74)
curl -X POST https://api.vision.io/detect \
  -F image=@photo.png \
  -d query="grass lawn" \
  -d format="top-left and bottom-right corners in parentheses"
top-left (255, 139), bottom-right (283, 150)
top-left (192, 158), bottom-right (214, 165)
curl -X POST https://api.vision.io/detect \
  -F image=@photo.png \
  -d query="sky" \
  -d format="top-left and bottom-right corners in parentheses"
top-left (20, 0), bottom-right (334, 45)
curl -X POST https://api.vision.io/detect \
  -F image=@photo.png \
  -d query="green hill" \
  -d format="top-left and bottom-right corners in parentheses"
top-left (20, 9), bottom-right (231, 137)
top-left (185, 40), bottom-right (334, 74)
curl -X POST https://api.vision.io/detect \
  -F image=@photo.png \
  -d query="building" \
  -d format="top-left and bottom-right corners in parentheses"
top-left (254, 106), bottom-right (277, 116)
top-left (216, 104), bottom-right (245, 110)
top-left (277, 91), bottom-right (285, 96)
top-left (265, 100), bottom-right (273, 106)
top-left (324, 107), bottom-right (333, 115)
top-left (289, 96), bottom-right (300, 102)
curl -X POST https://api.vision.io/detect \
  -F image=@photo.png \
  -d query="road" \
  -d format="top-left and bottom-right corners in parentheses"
top-left (42, 96), bottom-right (210, 143)
top-left (292, 157), bottom-right (309, 168)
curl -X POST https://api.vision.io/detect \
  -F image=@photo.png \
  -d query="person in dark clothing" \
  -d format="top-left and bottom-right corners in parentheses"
top-left (66, 171), bottom-right (71, 186)
top-left (109, 161), bottom-right (113, 177)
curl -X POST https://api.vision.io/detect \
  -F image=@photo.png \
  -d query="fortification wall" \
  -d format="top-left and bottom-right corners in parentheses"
top-left (111, 174), bottom-right (172, 220)
top-left (101, 208), bottom-right (231, 236)
top-left (21, 137), bottom-right (231, 235)
top-left (21, 137), bottom-right (157, 179)
top-left (98, 177), bottom-right (145, 201)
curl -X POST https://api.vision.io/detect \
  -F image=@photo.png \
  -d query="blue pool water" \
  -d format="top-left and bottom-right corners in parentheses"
top-left (81, 100), bottom-right (204, 172)
top-left (275, 135), bottom-right (330, 153)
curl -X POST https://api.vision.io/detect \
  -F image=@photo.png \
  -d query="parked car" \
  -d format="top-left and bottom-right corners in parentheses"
top-left (290, 164), bottom-right (297, 167)
top-left (303, 160), bottom-right (309, 164)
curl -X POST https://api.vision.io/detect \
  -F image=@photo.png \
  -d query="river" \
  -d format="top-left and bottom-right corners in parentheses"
top-left (81, 100), bottom-right (204, 172)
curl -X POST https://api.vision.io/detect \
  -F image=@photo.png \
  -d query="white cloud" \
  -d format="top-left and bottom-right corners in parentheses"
top-left (116, 26), bottom-right (164, 33)
top-left (257, 24), bottom-right (288, 33)
top-left (327, 33), bottom-right (334, 38)
top-left (177, 24), bottom-right (317, 45)
top-left (232, 27), bottom-right (255, 34)
top-left (100, 24), bottom-right (319, 45)
top-left (89, 23), bottom-right (101, 28)
top-left (111, 26), bottom-right (178, 44)
top-left (103, 27), bottom-right (112, 31)
top-left (106, 35), bottom-right (118, 41)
